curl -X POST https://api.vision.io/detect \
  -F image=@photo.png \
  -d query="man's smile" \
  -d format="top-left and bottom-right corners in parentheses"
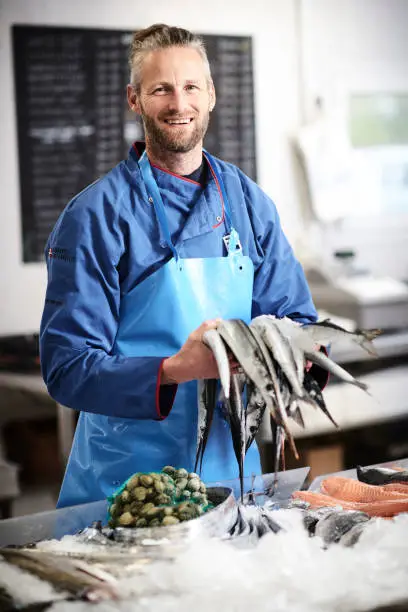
top-left (163, 117), bottom-right (194, 125)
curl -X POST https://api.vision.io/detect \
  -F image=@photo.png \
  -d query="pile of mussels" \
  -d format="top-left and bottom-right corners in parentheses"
top-left (108, 466), bottom-right (211, 529)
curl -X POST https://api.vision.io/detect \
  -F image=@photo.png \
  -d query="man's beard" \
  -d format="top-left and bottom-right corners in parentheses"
top-left (140, 107), bottom-right (210, 153)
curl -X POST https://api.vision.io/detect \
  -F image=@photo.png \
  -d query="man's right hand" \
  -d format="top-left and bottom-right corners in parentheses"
top-left (161, 319), bottom-right (233, 385)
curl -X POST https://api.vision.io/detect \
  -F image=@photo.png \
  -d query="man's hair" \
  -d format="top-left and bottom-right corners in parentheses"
top-left (128, 24), bottom-right (212, 92)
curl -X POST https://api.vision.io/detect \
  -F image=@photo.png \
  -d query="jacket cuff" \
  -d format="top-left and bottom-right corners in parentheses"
top-left (155, 359), bottom-right (178, 420)
top-left (308, 346), bottom-right (330, 391)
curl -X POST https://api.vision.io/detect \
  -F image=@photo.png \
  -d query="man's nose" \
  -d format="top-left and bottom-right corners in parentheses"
top-left (167, 88), bottom-right (188, 113)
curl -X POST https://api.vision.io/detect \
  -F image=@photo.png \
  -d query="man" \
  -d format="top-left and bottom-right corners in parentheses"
top-left (40, 24), bottom-right (321, 508)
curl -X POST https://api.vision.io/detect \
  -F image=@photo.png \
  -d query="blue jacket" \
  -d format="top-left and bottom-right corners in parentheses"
top-left (40, 143), bottom-right (318, 420)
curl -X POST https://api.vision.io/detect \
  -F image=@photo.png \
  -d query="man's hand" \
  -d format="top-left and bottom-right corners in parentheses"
top-left (161, 319), bottom-right (237, 385)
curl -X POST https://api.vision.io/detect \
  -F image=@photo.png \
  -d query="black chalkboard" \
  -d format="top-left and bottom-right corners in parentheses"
top-left (12, 25), bottom-right (257, 262)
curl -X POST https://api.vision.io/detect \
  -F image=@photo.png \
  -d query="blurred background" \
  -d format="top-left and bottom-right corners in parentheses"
top-left (1, 0), bottom-right (408, 518)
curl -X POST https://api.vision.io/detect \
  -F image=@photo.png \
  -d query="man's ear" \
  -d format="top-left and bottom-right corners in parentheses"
top-left (209, 81), bottom-right (216, 112)
top-left (127, 84), bottom-right (141, 115)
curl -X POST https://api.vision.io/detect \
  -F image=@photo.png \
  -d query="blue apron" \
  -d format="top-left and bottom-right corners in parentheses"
top-left (57, 150), bottom-right (261, 507)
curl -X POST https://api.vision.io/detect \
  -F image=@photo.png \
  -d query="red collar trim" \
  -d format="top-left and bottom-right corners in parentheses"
top-left (132, 142), bottom-right (201, 185)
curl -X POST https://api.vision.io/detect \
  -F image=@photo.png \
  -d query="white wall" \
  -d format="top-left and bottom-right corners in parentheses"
top-left (0, 0), bottom-right (302, 336)
top-left (299, 0), bottom-right (408, 279)
top-left (301, 0), bottom-right (408, 118)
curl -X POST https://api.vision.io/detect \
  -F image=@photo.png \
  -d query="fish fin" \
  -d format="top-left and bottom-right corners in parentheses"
top-left (313, 319), bottom-right (345, 330)
top-left (356, 465), bottom-right (365, 483)
top-left (358, 328), bottom-right (382, 341)
top-left (355, 379), bottom-right (369, 392)
top-left (359, 338), bottom-right (379, 358)
top-left (292, 405), bottom-right (306, 429)
top-left (290, 391), bottom-right (314, 409)
top-left (303, 372), bottom-right (340, 428)
top-left (319, 403), bottom-right (339, 429)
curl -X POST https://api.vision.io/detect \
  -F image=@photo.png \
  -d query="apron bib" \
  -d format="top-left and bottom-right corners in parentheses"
top-left (57, 150), bottom-right (261, 507)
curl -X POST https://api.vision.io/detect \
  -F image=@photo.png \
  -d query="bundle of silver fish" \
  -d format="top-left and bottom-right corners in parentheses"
top-left (197, 316), bottom-right (380, 499)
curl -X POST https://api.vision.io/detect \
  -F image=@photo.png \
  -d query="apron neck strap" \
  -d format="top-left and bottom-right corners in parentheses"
top-left (138, 149), bottom-right (237, 258)
top-left (203, 150), bottom-right (233, 233)
top-left (138, 151), bottom-right (179, 260)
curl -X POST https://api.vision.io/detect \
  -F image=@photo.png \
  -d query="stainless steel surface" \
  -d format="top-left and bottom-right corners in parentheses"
top-left (310, 283), bottom-right (408, 331)
top-left (308, 457), bottom-right (408, 492)
top-left (207, 466), bottom-right (310, 504)
top-left (0, 498), bottom-right (107, 547)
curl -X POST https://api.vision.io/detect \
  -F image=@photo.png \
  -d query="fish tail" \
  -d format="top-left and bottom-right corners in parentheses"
top-left (355, 328), bottom-right (381, 357)
top-left (322, 405), bottom-right (339, 429)
top-left (361, 328), bottom-right (382, 341)
top-left (359, 338), bottom-right (379, 357)
top-left (355, 379), bottom-right (369, 392)
top-left (239, 460), bottom-right (244, 503)
top-left (290, 404), bottom-right (306, 428)
top-left (291, 391), bottom-right (315, 410)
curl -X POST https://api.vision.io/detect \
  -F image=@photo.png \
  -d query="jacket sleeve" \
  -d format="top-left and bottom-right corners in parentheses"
top-left (39, 189), bottom-right (177, 420)
top-left (249, 187), bottom-right (317, 324)
top-left (247, 183), bottom-right (329, 389)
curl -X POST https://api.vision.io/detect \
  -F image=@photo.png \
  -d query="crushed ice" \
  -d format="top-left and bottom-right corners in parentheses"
top-left (3, 511), bottom-right (408, 612)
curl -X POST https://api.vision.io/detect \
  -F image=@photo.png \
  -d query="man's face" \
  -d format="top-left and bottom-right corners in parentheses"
top-left (129, 47), bottom-right (215, 153)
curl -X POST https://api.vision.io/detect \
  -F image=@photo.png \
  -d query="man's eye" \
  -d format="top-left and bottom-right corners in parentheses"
top-left (186, 84), bottom-right (198, 91)
top-left (153, 87), bottom-right (166, 94)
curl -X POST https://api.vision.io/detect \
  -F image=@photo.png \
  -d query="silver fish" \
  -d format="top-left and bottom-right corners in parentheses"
top-left (224, 372), bottom-right (246, 501)
top-left (302, 505), bottom-right (338, 534)
top-left (268, 419), bottom-right (285, 491)
top-left (249, 323), bottom-right (292, 432)
top-left (235, 320), bottom-right (298, 459)
top-left (357, 465), bottom-right (408, 485)
top-left (0, 549), bottom-right (119, 601)
top-left (195, 378), bottom-right (218, 473)
top-left (287, 402), bottom-right (306, 428)
top-left (301, 319), bottom-right (381, 357)
top-left (251, 315), bottom-right (306, 401)
top-left (304, 348), bottom-right (369, 391)
top-left (203, 328), bottom-right (231, 399)
top-left (303, 371), bottom-right (339, 428)
top-left (230, 503), bottom-right (282, 539)
top-left (245, 381), bottom-right (267, 453)
top-left (314, 510), bottom-right (370, 545)
top-left (339, 521), bottom-right (368, 547)
top-left (217, 319), bottom-right (278, 420)
top-left (265, 316), bottom-right (307, 386)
